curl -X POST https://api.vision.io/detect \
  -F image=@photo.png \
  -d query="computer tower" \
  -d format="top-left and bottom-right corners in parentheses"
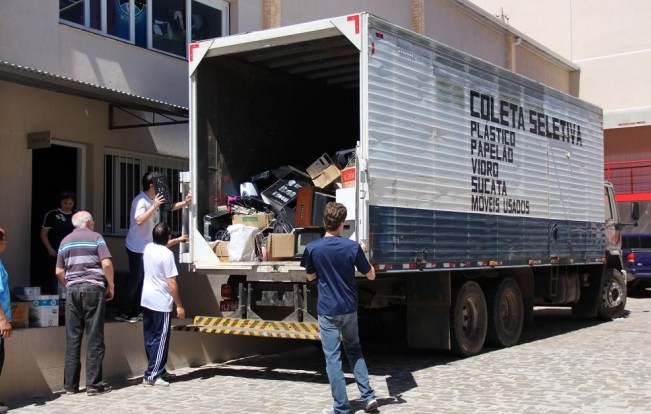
top-left (150, 171), bottom-right (173, 213)
top-left (295, 187), bottom-right (335, 228)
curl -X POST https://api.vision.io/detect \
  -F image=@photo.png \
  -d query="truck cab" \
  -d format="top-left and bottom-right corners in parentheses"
top-left (622, 233), bottom-right (651, 291)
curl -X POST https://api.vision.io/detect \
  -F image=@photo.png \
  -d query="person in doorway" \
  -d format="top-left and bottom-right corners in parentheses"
top-left (141, 222), bottom-right (185, 387)
top-left (40, 190), bottom-right (77, 294)
top-left (116, 171), bottom-right (190, 323)
top-left (300, 202), bottom-right (378, 414)
top-left (0, 228), bottom-right (13, 414)
top-left (56, 211), bottom-right (114, 396)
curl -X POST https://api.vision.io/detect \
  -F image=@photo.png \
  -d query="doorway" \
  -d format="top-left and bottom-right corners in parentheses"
top-left (30, 143), bottom-right (81, 293)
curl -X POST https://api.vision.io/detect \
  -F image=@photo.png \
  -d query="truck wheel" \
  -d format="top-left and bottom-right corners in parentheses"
top-left (485, 278), bottom-right (523, 348)
top-left (450, 281), bottom-right (487, 357)
top-left (597, 269), bottom-right (627, 320)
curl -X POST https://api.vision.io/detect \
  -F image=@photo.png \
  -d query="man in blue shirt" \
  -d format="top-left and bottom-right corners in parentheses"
top-left (0, 228), bottom-right (12, 414)
top-left (301, 202), bottom-right (378, 414)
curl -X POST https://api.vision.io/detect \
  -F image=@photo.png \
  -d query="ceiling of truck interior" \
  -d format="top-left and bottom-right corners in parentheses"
top-left (230, 36), bottom-right (360, 90)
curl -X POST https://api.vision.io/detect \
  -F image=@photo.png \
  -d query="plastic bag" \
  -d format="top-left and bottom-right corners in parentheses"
top-left (227, 224), bottom-right (259, 261)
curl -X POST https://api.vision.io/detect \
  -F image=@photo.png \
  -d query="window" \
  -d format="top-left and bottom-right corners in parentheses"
top-left (622, 235), bottom-right (651, 249)
top-left (108, 0), bottom-right (148, 47)
top-left (104, 150), bottom-right (188, 236)
top-left (59, 0), bottom-right (229, 58)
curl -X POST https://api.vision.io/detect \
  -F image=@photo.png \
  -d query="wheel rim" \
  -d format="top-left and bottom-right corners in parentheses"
top-left (462, 297), bottom-right (480, 336)
top-left (451, 281), bottom-right (487, 356)
top-left (602, 279), bottom-right (624, 309)
top-left (485, 278), bottom-right (524, 348)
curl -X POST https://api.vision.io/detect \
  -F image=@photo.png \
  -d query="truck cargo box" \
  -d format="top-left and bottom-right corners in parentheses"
top-left (179, 12), bottom-right (629, 356)
top-left (186, 13), bottom-right (604, 275)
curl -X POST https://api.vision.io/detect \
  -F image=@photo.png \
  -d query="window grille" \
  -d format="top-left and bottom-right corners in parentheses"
top-left (104, 150), bottom-right (188, 236)
top-left (605, 159), bottom-right (651, 202)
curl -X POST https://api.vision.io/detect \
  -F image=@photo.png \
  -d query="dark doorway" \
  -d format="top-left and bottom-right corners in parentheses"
top-left (30, 144), bottom-right (79, 293)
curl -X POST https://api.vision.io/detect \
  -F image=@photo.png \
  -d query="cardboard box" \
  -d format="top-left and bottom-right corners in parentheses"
top-left (340, 166), bottom-right (356, 188)
top-left (232, 212), bottom-right (274, 229)
top-left (24, 295), bottom-right (59, 328)
top-left (10, 302), bottom-right (30, 329)
top-left (266, 233), bottom-right (296, 261)
top-left (306, 153), bottom-right (334, 178)
top-left (212, 241), bottom-right (231, 261)
top-left (312, 165), bottom-right (341, 189)
top-left (14, 286), bottom-right (41, 296)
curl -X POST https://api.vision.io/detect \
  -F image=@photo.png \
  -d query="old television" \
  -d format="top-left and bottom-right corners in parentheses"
top-left (295, 187), bottom-right (335, 227)
top-left (292, 227), bottom-right (325, 258)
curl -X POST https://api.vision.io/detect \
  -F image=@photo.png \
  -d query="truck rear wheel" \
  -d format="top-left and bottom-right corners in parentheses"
top-left (485, 278), bottom-right (524, 347)
top-left (450, 281), bottom-right (487, 357)
top-left (597, 269), bottom-right (627, 320)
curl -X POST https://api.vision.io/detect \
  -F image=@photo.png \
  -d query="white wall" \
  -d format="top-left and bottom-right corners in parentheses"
top-left (278, 0), bottom-right (413, 28)
top-left (468, 0), bottom-right (651, 112)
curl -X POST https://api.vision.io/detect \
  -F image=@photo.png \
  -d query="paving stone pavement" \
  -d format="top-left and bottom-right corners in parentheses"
top-left (6, 294), bottom-right (651, 414)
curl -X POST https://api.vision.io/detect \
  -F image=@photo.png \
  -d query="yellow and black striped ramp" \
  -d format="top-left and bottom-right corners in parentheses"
top-left (173, 316), bottom-right (321, 341)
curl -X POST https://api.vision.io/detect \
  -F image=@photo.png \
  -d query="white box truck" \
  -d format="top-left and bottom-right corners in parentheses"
top-left (178, 13), bottom-right (633, 356)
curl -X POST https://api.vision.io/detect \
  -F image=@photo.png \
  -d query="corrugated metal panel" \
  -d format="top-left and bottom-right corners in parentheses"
top-left (364, 16), bottom-right (604, 267)
top-left (0, 60), bottom-right (188, 117)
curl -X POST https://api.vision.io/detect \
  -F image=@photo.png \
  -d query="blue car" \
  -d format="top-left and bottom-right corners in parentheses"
top-left (622, 234), bottom-right (651, 291)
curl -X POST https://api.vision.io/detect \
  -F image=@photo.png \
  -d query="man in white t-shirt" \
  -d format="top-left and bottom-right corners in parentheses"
top-left (140, 222), bottom-right (185, 387)
top-left (116, 171), bottom-right (190, 322)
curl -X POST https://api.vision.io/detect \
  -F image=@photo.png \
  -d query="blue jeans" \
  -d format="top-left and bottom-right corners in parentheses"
top-left (118, 248), bottom-right (143, 317)
top-left (319, 312), bottom-right (375, 414)
top-left (64, 283), bottom-right (106, 391)
top-left (0, 336), bottom-right (4, 377)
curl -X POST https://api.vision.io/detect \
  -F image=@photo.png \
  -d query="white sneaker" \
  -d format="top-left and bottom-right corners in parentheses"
top-left (115, 314), bottom-right (138, 323)
top-left (365, 399), bottom-right (378, 412)
top-left (142, 377), bottom-right (170, 387)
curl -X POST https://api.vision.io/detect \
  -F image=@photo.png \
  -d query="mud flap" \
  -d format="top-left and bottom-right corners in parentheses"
top-left (406, 272), bottom-right (451, 350)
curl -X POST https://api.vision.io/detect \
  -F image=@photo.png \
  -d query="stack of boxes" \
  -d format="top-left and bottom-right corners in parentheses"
top-left (12, 286), bottom-right (59, 328)
top-left (207, 150), bottom-right (357, 263)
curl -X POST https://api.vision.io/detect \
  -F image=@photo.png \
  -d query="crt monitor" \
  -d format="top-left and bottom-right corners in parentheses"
top-left (293, 227), bottom-right (325, 258)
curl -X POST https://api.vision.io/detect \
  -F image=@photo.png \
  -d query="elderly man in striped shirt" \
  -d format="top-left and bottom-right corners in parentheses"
top-left (56, 211), bottom-right (114, 396)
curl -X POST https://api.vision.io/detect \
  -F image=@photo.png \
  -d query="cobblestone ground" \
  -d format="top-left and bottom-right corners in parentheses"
top-left (6, 293), bottom-right (651, 414)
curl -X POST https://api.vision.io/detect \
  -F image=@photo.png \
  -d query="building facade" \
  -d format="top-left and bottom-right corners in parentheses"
top-left (0, 0), bottom-right (586, 401)
top-left (0, 0), bottom-right (585, 289)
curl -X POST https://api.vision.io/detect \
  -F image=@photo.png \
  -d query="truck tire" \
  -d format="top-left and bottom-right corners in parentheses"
top-left (450, 281), bottom-right (487, 357)
top-left (485, 278), bottom-right (524, 348)
top-left (597, 269), bottom-right (627, 320)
